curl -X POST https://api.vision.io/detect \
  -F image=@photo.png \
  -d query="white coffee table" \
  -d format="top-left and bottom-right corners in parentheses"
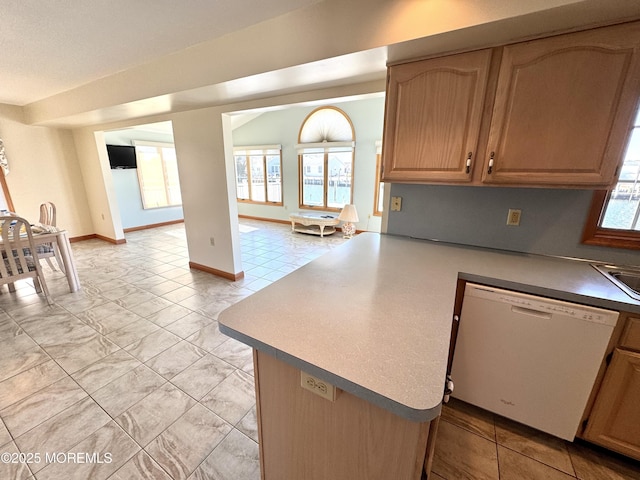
top-left (289, 212), bottom-right (340, 237)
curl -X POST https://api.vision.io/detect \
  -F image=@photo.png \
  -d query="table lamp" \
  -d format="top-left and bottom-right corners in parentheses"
top-left (338, 204), bottom-right (359, 238)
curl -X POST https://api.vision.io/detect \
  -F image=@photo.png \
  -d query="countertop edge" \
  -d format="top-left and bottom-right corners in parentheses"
top-left (219, 322), bottom-right (443, 423)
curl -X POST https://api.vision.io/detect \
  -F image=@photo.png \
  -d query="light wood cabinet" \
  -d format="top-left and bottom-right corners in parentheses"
top-left (254, 350), bottom-right (432, 479)
top-left (482, 23), bottom-right (640, 187)
top-left (382, 49), bottom-right (492, 183)
top-left (583, 314), bottom-right (640, 460)
top-left (382, 21), bottom-right (640, 188)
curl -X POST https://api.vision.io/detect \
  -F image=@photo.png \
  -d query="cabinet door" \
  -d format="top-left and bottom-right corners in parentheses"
top-left (584, 348), bottom-right (640, 460)
top-left (482, 23), bottom-right (640, 187)
top-left (382, 49), bottom-right (492, 183)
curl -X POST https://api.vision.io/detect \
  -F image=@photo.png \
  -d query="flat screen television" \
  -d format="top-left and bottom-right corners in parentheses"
top-left (107, 144), bottom-right (137, 169)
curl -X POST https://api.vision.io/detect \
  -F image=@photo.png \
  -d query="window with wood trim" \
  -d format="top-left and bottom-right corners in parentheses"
top-left (297, 107), bottom-right (355, 211)
top-left (373, 140), bottom-right (384, 216)
top-left (233, 146), bottom-right (283, 204)
top-left (582, 108), bottom-right (640, 249)
top-left (135, 142), bottom-right (182, 209)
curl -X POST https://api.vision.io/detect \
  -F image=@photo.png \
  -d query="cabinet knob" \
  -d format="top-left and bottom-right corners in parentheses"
top-left (488, 152), bottom-right (495, 174)
top-left (465, 153), bottom-right (472, 174)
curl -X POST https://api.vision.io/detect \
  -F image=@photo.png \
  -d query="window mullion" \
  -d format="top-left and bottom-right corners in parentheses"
top-left (246, 155), bottom-right (254, 201)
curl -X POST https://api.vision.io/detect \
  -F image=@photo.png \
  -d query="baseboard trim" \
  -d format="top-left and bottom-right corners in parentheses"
top-left (69, 233), bottom-right (126, 244)
top-left (123, 219), bottom-right (184, 233)
top-left (238, 215), bottom-right (290, 226)
top-left (189, 261), bottom-right (244, 281)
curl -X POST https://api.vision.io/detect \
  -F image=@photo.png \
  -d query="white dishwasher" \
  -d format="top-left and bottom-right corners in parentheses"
top-left (450, 283), bottom-right (618, 441)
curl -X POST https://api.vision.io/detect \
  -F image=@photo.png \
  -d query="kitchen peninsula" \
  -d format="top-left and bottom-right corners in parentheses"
top-left (219, 233), bottom-right (640, 479)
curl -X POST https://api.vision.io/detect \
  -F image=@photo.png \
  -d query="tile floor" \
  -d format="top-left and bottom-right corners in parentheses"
top-left (434, 398), bottom-right (640, 480)
top-left (0, 218), bottom-right (638, 480)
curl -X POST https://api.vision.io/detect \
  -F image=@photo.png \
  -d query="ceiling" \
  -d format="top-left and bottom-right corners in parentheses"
top-left (4, 1), bottom-right (640, 129)
top-left (0, 0), bottom-right (320, 106)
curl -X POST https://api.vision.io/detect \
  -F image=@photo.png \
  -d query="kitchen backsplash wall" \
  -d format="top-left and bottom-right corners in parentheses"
top-left (386, 183), bottom-right (640, 265)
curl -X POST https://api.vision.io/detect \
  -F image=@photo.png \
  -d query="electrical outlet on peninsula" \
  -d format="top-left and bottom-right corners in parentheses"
top-left (301, 371), bottom-right (338, 401)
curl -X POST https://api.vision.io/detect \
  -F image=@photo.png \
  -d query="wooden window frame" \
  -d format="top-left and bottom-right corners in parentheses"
top-left (297, 106), bottom-right (356, 212)
top-left (582, 190), bottom-right (640, 250)
top-left (373, 145), bottom-right (383, 217)
top-left (233, 148), bottom-right (283, 206)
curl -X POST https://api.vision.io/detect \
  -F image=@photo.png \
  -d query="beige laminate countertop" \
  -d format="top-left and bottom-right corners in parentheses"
top-left (218, 233), bottom-right (640, 422)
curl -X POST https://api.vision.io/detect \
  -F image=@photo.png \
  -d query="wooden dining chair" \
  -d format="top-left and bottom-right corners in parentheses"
top-left (37, 201), bottom-right (65, 273)
top-left (0, 215), bottom-right (52, 305)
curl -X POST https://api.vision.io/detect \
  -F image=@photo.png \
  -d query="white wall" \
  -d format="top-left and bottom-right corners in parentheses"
top-left (0, 104), bottom-right (94, 237)
top-left (172, 108), bottom-right (242, 277)
top-left (103, 127), bottom-right (184, 230)
top-left (232, 95), bottom-right (385, 232)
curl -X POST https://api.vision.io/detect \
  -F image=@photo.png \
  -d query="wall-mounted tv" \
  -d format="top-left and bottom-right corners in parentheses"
top-left (107, 144), bottom-right (137, 169)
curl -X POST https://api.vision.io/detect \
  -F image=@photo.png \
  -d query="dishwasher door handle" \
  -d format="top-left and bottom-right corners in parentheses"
top-left (510, 305), bottom-right (552, 319)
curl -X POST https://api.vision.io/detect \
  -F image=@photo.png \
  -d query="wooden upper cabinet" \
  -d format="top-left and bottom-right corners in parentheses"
top-left (482, 23), bottom-right (640, 187)
top-left (382, 49), bottom-right (492, 183)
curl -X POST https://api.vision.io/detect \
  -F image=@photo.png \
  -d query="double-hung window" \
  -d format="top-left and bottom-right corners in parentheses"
top-left (297, 107), bottom-right (355, 211)
top-left (134, 141), bottom-right (182, 209)
top-left (233, 146), bottom-right (283, 204)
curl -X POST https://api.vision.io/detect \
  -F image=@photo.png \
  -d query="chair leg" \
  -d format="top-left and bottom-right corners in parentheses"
top-left (8, 282), bottom-right (15, 293)
top-left (53, 244), bottom-right (66, 274)
top-left (45, 257), bottom-right (57, 271)
top-left (33, 277), bottom-right (42, 293)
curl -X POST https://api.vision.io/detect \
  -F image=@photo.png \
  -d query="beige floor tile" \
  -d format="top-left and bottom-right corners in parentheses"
top-left (71, 350), bottom-right (141, 393)
top-left (185, 322), bottom-right (229, 353)
top-left (115, 382), bottom-right (195, 446)
top-left (110, 450), bottom-right (173, 480)
top-left (442, 398), bottom-right (496, 441)
top-left (164, 311), bottom-right (214, 339)
top-left (14, 396), bottom-right (111, 473)
top-left (43, 333), bottom-right (121, 374)
top-left (106, 317), bottom-right (160, 348)
top-left (237, 406), bottom-right (258, 443)
top-left (498, 445), bottom-right (576, 480)
top-left (0, 418), bottom-right (10, 447)
top-left (35, 421), bottom-right (140, 480)
top-left (187, 429), bottom-right (260, 480)
top-left (124, 328), bottom-right (181, 362)
top-left (80, 305), bottom-right (146, 335)
top-left (0, 334), bottom-right (50, 383)
top-left (211, 337), bottom-right (254, 371)
top-left (170, 354), bottom-right (236, 400)
top-left (432, 420), bottom-right (500, 480)
top-left (91, 364), bottom-right (166, 417)
top-left (0, 376), bottom-right (87, 438)
top-left (200, 370), bottom-right (256, 425)
top-left (0, 359), bottom-right (66, 410)
top-left (145, 303), bottom-right (192, 328)
top-left (0, 441), bottom-right (33, 480)
top-left (145, 340), bottom-right (207, 380)
top-left (145, 403), bottom-right (232, 479)
top-left (494, 415), bottom-right (575, 475)
top-left (568, 442), bottom-right (640, 480)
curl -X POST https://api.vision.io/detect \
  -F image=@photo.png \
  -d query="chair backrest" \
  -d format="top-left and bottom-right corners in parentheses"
top-left (39, 202), bottom-right (56, 226)
top-left (0, 216), bottom-right (37, 279)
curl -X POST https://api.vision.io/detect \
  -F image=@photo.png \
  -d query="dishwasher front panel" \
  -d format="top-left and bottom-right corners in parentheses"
top-left (450, 283), bottom-right (618, 441)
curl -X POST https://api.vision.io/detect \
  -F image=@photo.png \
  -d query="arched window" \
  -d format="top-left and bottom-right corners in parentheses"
top-left (297, 107), bottom-right (355, 210)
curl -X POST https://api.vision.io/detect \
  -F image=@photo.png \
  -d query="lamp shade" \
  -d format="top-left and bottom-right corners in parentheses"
top-left (338, 204), bottom-right (359, 223)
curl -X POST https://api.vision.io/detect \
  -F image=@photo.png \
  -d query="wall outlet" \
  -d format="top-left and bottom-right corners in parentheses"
top-left (301, 371), bottom-right (337, 401)
top-left (507, 209), bottom-right (522, 226)
top-left (209, 236), bottom-right (215, 246)
top-left (391, 196), bottom-right (402, 212)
